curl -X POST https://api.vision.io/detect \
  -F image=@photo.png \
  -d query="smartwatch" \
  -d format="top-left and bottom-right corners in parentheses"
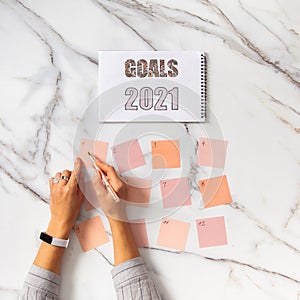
top-left (40, 232), bottom-right (69, 248)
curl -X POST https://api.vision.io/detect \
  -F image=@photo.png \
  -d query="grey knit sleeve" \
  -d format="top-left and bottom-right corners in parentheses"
top-left (111, 257), bottom-right (161, 300)
top-left (19, 264), bottom-right (60, 300)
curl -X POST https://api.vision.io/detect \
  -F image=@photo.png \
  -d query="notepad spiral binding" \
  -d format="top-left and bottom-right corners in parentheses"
top-left (200, 54), bottom-right (207, 119)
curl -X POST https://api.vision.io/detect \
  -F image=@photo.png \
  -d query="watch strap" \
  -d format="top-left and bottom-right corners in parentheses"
top-left (40, 232), bottom-right (69, 248)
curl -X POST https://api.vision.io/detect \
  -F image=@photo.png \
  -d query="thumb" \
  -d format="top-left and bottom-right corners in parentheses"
top-left (95, 158), bottom-right (120, 181)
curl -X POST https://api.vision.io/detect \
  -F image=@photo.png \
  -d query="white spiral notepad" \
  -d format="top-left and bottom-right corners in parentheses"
top-left (98, 51), bottom-right (206, 122)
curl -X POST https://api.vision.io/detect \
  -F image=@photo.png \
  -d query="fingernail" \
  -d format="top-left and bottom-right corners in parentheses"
top-left (75, 157), bottom-right (80, 164)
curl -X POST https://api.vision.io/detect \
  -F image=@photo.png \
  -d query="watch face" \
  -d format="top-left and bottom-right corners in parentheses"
top-left (40, 232), bottom-right (53, 244)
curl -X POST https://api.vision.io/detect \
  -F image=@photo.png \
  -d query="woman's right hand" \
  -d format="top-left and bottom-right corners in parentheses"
top-left (92, 159), bottom-right (128, 222)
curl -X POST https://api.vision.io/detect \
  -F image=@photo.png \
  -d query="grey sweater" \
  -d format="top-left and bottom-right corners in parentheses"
top-left (19, 257), bottom-right (161, 300)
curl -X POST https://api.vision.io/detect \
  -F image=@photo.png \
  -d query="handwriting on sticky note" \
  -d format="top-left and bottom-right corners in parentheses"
top-left (198, 220), bottom-right (206, 226)
top-left (199, 175), bottom-right (232, 208)
top-left (160, 177), bottom-right (191, 208)
top-left (152, 140), bottom-right (180, 169)
top-left (198, 138), bottom-right (227, 168)
top-left (123, 176), bottom-right (152, 207)
top-left (129, 218), bottom-right (149, 248)
top-left (196, 216), bottom-right (227, 248)
top-left (157, 218), bottom-right (190, 251)
top-left (74, 216), bottom-right (109, 252)
top-left (112, 138), bottom-right (146, 173)
top-left (79, 139), bottom-right (108, 168)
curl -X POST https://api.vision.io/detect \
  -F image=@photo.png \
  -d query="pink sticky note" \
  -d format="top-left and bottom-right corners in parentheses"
top-left (199, 175), bottom-right (232, 208)
top-left (129, 219), bottom-right (149, 248)
top-left (157, 218), bottom-right (190, 251)
top-left (160, 177), bottom-right (191, 208)
top-left (123, 176), bottom-right (152, 207)
top-left (74, 216), bottom-right (109, 252)
top-left (83, 198), bottom-right (95, 211)
top-left (196, 216), bottom-right (227, 248)
top-left (79, 139), bottom-right (108, 168)
top-left (198, 138), bottom-right (227, 168)
top-left (82, 180), bottom-right (101, 211)
top-left (112, 139), bottom-right (146, 173)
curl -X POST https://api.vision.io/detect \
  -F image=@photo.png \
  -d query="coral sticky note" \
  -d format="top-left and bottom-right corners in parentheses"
top-left (129, 219), bottom-right (149, 248)
top-left (198, 138), bottom-right (227, 168)
top-left (196, 216), bottom-right (227, 248)
top-left (160, 177), bottom-right (191, 208)
top-left (157, 218), bottom-right (190, 251)
top-left (199, 175), bottom-right (232, 208)
top-left (82, 180), bottom-right (101, 211)
top-left (74, 216), bottom-right (109, 252)
top-left (79, 139), bottom-right (108, 168)
top-left (152, 140), bottom-right (180, 169)
top-left (112, 139), bottom-right (146, 173)
top-left (123, 176), bottom-right (152, 207)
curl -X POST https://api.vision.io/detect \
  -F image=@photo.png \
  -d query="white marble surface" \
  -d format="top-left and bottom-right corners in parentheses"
top-left (0, 0), bottom-right (300, 299)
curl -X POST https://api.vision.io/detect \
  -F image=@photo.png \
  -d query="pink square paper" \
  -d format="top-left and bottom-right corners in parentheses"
top-left (196, 216), bottom-right (227, 248)
top-left (198, 138), bottom-right (228, 168)
top-left (112, 139), bottom-right (146, 173)
top-left (129, 218), bottom-right (149, 248)
top-left (157, 218), bottom-right (190, 251)
top-left (82, 180), bottom-right (101, 211)
top-left (160, 177), bottom-right (191, 208)
top-left (79, 139), bottom-right (108, 168)
top-left (123, 176), bottom-right (152, 207)
top-left (74, 216), bottom-right (109, 252)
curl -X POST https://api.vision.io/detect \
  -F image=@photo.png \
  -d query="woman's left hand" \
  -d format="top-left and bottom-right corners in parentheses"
top-left (47, 158), bottom-right (83, 239)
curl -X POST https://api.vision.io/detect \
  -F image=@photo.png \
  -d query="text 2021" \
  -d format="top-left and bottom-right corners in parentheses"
top-left (124, 87), bottom-right (179, 111)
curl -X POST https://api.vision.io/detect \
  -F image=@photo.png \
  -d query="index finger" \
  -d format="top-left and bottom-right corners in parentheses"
top-left (68, 157), bottom-right (81, 186)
